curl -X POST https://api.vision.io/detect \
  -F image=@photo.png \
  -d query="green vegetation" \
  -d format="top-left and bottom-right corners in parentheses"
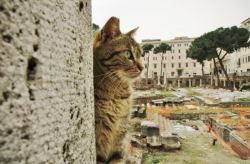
top-left (138, 90), bottom-right (175, 98)
top-left (143, 136), bottom-right (206, 164)
top-left (187, 26), bottom-right (250, 87)
top-left (238, 98), bottom-right (250, 102)
top-left (143, 132), bottom-right (242, 164)
top-left (170, 106), bottom-right (231, 114)
top-left (92, 23), bottom-right (100, 31)
top-left (185, 88), bottom-right (202, 97)
top-left (160, 91), bottom-right (174, 97)
top-left (142, 44), bottom-right (154, 56)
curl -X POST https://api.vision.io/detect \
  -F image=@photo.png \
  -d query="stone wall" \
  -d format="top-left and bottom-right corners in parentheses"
top-left (169, 112), bottom-right (216, 120)
top-left (0, 0), bottom-right (95, 163)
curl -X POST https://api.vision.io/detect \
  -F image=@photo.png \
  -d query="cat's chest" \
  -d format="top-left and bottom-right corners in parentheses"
top-left (95, 97), bottom-right (131, 118)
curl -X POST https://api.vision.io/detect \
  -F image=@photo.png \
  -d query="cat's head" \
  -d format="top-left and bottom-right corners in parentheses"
top-left (94, 17), bottom-right (143, 80)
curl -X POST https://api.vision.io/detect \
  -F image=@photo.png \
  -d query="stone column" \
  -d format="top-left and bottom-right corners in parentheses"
top-left (215, 78), bottom-right (218, 87)
top-left (200, 79), bottom-right (202, 87)
top-left (0, 1), bottom-right (95, 163)
top-left (193, 79), bottom-right (196, 87)
top-left (163, 74), bottom-right (166, 85)
top-left (178, 79), bottom-right (180, 88)
top-left (189, 79), bottom-right (192, 88)
top-left (223, 80), bottom-right (226, 87)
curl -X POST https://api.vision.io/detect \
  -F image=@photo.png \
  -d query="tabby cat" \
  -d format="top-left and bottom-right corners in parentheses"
top-left (93, 17), bottom-right (143, 163)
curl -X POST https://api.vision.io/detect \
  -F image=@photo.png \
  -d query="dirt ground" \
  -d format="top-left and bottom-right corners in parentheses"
top-left (143, 121), bottom-right (250, 164)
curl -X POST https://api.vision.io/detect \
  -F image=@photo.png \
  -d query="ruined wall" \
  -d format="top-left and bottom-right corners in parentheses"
top-left (0, 0), bottom-right (95, 163)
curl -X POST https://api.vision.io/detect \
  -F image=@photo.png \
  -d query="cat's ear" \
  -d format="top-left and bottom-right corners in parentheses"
top-left (101, 17), bottom-right (121, 43)
top-left (126, 27), bottom-right (139, 37)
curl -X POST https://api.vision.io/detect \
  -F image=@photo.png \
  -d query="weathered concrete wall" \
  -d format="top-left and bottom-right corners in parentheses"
top-left (0, 0), bottom-right (95, 163)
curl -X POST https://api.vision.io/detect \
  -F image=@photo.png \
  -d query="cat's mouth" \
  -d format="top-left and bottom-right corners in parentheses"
top-left (123, 68), bottom-right (141, 78)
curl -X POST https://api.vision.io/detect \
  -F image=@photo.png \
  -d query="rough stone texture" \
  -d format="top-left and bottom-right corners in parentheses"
top-left (0, 0), bottom-right (95, 163)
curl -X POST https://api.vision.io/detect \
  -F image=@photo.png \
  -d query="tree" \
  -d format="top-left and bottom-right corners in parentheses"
top-left (153, 43), bottom-right (171, 85)
top-left (187, 38), bottom-right (207, 76)
top-left (187, 26), bottom-right (250, 88)
top-left (92, 23), bottom-right (100, 32)
top-left (142, 44), bottom-right (154, 87)
top-left (187, 33), bottom-right (220, 86)
top-left (212, 26), bottom-right (250, 85)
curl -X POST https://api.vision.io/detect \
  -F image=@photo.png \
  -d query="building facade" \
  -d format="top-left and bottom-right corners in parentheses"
top-left (139, 37), bottom-right (211, 88)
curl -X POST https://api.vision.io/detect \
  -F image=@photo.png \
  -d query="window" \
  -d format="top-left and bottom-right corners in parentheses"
top-left (179, 56), bottom-right (181, 59)
top-left (154, 64), bottom-right (157, 68)
top-left (171, 56), bottom-right (174, 60)
top-left (171, 72), bottom-right (175, 76)
top-left (171, 63), bottom-right (174, 68)
top-left (145, 64), bottom-right (147, 68)
top-left (179, 63), bottom-right (181, 68)
top-left (172, 50), bottom-right (175, 53)
top-left (154, 72), bottom-right (157, 78)
top-left (186, 63), bottom-right (188, 67)
top-left (194, 63), bottom-right (196, 67)
top-left (163, 64), bottom-right (166, 68)
top-left (178, 49), bottom-right (181, 53)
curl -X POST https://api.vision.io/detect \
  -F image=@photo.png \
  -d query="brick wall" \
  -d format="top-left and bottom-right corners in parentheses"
top-left (230, 133), bottom-right (250, 160)
top-left (0, 0), bottom-right (95, 163)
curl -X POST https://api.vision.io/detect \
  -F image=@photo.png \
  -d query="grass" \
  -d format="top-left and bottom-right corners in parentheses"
top-left (237, 98), bottom-right (250, 102)
top-left (142, 136), bottom-right (206, 164)
top-left (135, 89), bottom-right (176, 98)
top-left (142, 132), bottom-right (243, 164)
top-left (184, 88), bottom-right (202, 97)
top-left (160, 91), bottom-right (174, 97)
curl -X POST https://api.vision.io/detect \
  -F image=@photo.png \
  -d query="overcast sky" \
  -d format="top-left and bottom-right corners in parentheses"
top-left (92, 0), bottom-right (250, 42)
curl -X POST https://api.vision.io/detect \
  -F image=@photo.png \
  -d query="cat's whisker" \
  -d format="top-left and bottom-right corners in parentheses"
top-left (99, 71), bottom-right (117, 84)
top-left (94, 72), bottom-right (115, 78)
top-left (113, 80), bottom-right (123, 95)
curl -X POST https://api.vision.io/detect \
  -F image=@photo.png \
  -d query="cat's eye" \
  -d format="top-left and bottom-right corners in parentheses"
top-left (125, 50), bottom-right (133, 59)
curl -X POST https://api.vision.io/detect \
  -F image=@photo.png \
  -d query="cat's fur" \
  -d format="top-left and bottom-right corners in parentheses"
top-left (93, 17), bottom-right (143, 163)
